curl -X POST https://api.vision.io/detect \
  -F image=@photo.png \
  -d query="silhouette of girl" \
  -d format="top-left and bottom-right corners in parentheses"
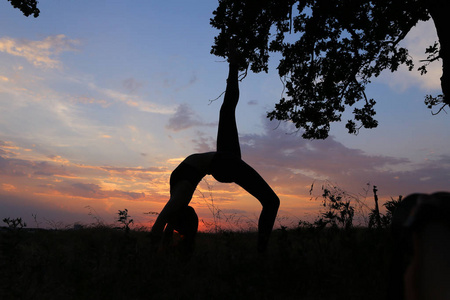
top-left (151, 44), bottom-right (280, 253)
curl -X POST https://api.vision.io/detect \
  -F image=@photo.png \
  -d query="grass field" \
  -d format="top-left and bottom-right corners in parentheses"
top-left (0, 225), bottom-right (394, 300)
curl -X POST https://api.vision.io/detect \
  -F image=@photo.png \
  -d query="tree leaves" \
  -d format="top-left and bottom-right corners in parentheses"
top-left (7, 0), bottom-right (40, 17)
top-left (211, 0), bottom-right (433, 139)
top-left (210, 0), bottom-right (294, 72)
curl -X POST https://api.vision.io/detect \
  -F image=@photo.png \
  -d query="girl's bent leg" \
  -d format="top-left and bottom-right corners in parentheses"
top-left (233, 160), bottom-right (280, 253)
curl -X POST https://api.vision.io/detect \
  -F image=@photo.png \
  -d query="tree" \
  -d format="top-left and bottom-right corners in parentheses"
top-left (211, 0), bottom-right (450, 139)
top-left (7, 0), bottom-right (40, 18)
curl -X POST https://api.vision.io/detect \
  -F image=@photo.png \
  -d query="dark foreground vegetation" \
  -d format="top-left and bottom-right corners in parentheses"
top-left (0, 225), bottom-right (393, 300)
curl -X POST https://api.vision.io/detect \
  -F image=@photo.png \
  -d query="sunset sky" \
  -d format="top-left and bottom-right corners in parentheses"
top-left (1, 1), bottom-right (449, 229)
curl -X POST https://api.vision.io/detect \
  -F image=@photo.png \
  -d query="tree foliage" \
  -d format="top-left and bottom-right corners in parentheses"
top-left (211, 0), bottom-right (294, 74)
top-left (211, 0), bottom-right (448, 139)
top-left (7, 0), bottom-right (40, 17)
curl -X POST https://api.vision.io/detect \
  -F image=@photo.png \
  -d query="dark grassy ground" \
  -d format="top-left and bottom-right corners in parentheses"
top-left (0, 226), bottom-right (393, 300)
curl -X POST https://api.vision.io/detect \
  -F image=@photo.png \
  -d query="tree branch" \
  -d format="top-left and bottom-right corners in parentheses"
top-left (431, 103), bottom-right (448, 115)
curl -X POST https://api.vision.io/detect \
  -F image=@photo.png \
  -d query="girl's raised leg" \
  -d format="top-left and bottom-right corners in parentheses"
top-left (216, 50), bottom-right (241, 157)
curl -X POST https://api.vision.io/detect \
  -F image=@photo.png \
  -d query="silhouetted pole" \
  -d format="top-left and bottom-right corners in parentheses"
top-left (373, 186), bottom-right (381, 228)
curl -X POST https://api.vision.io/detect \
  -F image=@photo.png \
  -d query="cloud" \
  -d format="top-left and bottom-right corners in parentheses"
top-left (166, 103), bottom-right (215, 131)
top-left (381, 154), bottom-right (450, 193)
top-left (0, 193), bottom-right (90, 226)
top-left (0, 141), bottom-right (166, 214)
top-left (69, 96), bottom-right (110, 107)
top-left (99, 166), bottom-right (168, 182)
top-left (0, 154), bottom-right (72, 178)
top-left (379, 20), bottom-right (442, 91)
top-left (0, 34), bottom-right (80, 69)
top-left (122, 77), bottom-right (143, 93)
top-left (191, 118), bottom-right (449, 200)
top-left (191, 133), bottom-right (215, 153)
top-left (47, 155), bottom-right (70, 164)
top-left (175, 73), bottom-right (198, 92)
top-left (244, 120), bottom-right (406, 170)
top-left (87, 82), bottom-right (176, 114)
top-left (55, 182), bottom-right (146, 200)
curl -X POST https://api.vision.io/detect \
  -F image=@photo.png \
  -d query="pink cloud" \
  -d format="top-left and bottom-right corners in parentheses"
top-left (192, 118), bottom-right (449, 200)
top-left (0, 34), bottom-right (79, 69)
top-left (55, 182), bottom-right (146, 200)
top-left (166, 103), bottom-right (215, 132)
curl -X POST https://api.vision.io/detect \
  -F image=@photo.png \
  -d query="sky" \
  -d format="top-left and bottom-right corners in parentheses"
top-left (0, 1), bottom-right (449, 230)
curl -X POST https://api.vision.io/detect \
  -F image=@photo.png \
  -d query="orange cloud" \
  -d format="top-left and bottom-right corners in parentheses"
top-left (0, 35), bottom-right (80, 69)
top-left (1, 183), bottom-right (16, 192)
top-left (47, 155), bottom-right (70, 164)
top-left (53, 182), bottom-right (146, 200)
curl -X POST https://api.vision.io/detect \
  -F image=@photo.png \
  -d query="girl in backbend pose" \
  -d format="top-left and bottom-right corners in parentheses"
top-left (151, 45), bottom-right (280, 253)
